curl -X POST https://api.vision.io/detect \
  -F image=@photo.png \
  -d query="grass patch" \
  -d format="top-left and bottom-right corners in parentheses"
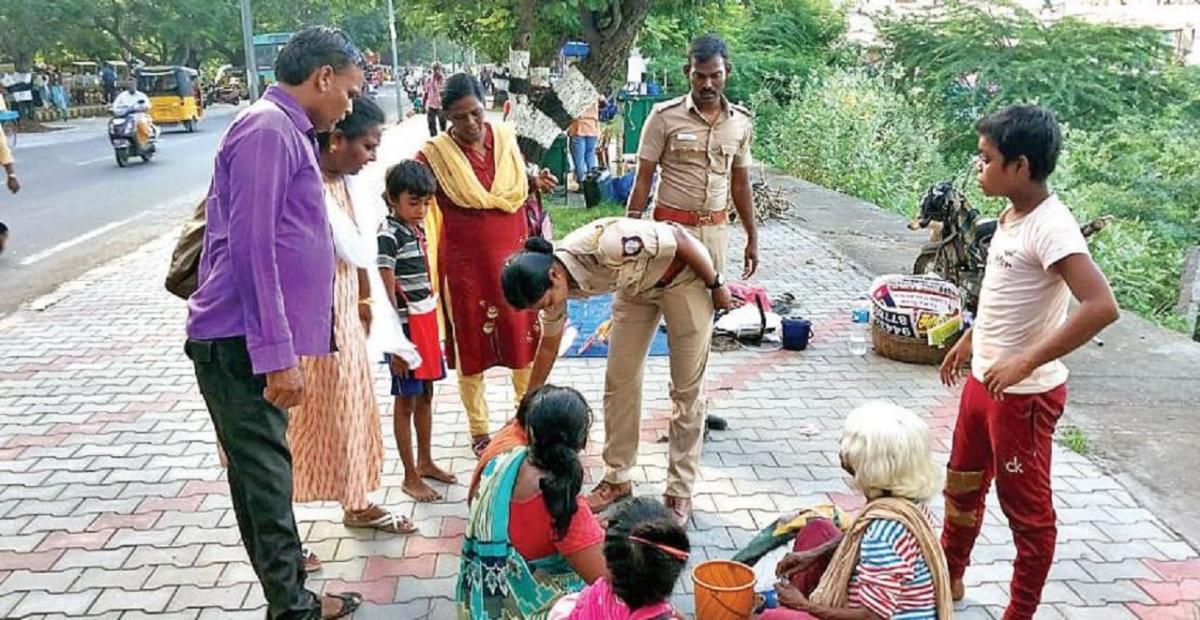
top-left (545, 200), bottom-right (625, 237)
top-left (1058, 425), bottom-right (1090, 456)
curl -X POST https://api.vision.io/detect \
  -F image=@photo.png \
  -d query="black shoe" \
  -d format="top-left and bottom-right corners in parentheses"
top-left (706, 415), bottom-right (728, 431)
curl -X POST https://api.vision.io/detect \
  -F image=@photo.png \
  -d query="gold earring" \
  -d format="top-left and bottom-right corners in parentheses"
top-left (331, 144), bottom-right (338, 153)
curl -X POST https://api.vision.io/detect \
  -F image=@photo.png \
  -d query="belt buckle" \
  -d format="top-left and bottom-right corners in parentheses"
top-left (696, 211), bottom-right (716, 226)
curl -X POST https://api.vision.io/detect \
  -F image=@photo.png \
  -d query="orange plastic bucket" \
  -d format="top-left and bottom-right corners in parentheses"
top-left (692, 559), bottom-right (757, 619)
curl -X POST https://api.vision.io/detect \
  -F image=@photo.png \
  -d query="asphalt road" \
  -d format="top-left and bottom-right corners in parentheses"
top-left (0, 88), bottom-right (403, 316)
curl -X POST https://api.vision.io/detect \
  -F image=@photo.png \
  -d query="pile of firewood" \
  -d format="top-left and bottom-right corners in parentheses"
top-left (729, 168), bottom-right (796, 223)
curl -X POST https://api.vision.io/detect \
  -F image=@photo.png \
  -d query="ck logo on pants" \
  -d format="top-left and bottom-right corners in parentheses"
top-left (1005, 456), bottom-right (1024, 475)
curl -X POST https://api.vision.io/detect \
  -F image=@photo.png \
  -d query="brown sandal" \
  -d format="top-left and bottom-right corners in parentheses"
top-left (343, 507), bottom-right (418, 535)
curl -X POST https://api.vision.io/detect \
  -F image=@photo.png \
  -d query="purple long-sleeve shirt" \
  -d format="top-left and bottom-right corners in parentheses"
top-left (186, 85), bottom-right (334, 375)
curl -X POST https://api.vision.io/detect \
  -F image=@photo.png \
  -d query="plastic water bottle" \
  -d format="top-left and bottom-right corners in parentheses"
top-left (849, 296), bottom-right (870, 356)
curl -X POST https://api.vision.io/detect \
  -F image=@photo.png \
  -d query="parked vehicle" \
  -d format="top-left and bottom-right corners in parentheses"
top-left (909, 180), bottom-right (1111, 313)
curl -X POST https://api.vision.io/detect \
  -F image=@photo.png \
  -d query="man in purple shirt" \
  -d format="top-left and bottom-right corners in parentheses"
top-left (185, 26), bottom-right (365, 620)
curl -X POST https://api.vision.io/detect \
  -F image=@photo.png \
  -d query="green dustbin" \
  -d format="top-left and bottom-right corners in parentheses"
top-left (543, 133), bottom-right (570, 187)
top-left (622, 95), bottom-right (668, 155)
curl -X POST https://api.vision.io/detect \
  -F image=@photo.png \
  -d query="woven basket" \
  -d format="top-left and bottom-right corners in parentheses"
top-left (871, 323), bottom-right (960, 366)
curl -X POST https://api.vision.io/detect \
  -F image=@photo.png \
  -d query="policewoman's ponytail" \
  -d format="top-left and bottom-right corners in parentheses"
top-left (501, 237), bottom-right (556, 309)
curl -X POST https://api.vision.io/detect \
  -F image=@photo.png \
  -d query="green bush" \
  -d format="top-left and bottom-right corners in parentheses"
top-left (878, 0), bottom-right (1181, 158)
top-left (754, 70), bottom-right (948, 215)
top-left (755, 68), bottom-right (1199, 328)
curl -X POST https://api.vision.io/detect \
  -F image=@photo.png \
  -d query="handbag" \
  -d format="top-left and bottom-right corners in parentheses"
top-left (164, 198), bottom-right (207, 300)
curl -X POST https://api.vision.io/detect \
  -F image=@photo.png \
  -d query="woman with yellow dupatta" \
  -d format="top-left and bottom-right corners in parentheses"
top-left (416, 73), bottom-right (557, 456)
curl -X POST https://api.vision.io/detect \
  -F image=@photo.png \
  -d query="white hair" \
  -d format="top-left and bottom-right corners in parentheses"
top-left (840, 401), bottom-right (942, 502)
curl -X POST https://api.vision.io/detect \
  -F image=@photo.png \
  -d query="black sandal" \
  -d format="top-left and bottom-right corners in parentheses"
top-left (322, 592), bottom-right (363, 619)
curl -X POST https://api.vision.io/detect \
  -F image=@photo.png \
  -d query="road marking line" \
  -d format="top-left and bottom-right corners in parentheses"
top-left (18, 212), bottom-right (149, 266)
top-left (75, 155), bottom-right (113, 166)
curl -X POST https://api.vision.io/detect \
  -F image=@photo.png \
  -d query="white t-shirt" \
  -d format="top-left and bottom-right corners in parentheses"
top-left (971, 194), bottom-right (1089, 394)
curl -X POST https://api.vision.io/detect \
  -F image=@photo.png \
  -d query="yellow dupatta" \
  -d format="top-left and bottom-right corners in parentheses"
top-left (419, 122), bottom-right (530, 335)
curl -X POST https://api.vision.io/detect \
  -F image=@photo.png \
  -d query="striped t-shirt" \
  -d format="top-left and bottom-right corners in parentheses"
top-left (846, 505), bottom-right (937, 620)
top-left (377, 216), bottom-right (433, 320)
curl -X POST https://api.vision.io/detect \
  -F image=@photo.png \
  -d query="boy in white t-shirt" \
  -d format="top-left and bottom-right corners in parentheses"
top-left (938, 105), bottom-right (1120, 620)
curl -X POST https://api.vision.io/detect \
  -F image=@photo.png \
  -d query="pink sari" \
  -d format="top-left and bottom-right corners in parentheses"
top-left (549, 578), bottom-right (674, 620)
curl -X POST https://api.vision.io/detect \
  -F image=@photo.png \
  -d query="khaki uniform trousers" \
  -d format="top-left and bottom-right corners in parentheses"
top-left (602, 223), bottom-right (727, 498)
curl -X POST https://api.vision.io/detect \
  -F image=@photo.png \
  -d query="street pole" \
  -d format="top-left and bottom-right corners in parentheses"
top-left (239, 0), bottom-right (261, 101)
top-left (386, 0), bottom-right (404, 122)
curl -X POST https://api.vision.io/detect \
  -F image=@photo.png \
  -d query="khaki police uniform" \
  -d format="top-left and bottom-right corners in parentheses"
top-left (604, 94), bottom-right (753, 499)
top-left (540, 217), bottom-right (686, 337)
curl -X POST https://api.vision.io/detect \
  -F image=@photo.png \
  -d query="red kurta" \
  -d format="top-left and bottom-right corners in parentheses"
top-left (416, 124), bottom-right (540, 376)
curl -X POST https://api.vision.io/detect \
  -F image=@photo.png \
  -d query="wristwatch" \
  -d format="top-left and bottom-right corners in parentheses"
top-left (706, 274), bottom-right (723, 290)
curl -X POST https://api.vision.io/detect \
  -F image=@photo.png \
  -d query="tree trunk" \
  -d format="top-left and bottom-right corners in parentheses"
top-left (578, 0), bottom-right (653, 90)
top-left (511, 0), bottom-right (539, 52)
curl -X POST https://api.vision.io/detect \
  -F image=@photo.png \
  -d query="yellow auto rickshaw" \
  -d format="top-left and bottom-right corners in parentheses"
top-left (137, 66), bottom-right (203, 132)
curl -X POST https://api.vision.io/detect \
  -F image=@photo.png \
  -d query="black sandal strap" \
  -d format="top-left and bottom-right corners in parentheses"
top-left (323, 592), bottom-right (363, 620)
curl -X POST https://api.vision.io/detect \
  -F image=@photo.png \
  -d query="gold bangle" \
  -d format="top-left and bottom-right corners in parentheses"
top-left (358, 298), bottom-right (372, 306)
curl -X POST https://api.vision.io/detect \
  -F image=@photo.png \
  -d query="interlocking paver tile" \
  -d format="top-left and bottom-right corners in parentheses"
top-left (166, 583), bottom-right (250, 612)
top-left (9, 588), bottom-right (100, 616)
top-left (71, 566), bottom-right (154, 591)
top-left (0, 567), bottom-right (81, 595)
top-left (143, 563), bottom-right (224, 589)
top-left (90, 586), bottom-right (175, 614)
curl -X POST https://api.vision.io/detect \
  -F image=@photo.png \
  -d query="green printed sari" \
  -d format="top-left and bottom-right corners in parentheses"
top-left (456, 446), bottom-right (587, 619)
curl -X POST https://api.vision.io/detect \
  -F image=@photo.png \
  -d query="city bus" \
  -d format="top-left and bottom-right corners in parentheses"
top-left (252, 32), bottom-right (293, 85)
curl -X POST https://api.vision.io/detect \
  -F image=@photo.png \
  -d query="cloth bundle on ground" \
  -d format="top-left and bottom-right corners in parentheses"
top-left (732, 504), bottom-right (848, 567)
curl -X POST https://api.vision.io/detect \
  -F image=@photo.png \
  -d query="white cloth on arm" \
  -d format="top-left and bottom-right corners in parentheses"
top-left (324, 180), bottom-right (421, 368)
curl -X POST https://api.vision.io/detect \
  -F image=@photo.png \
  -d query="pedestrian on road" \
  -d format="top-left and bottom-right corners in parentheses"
top-left (567, 98), bottom-right (602, 190)
top-left (584, 34), bottom-right (757, 527)
top-left (423, 62), bottom-right (446, 137)
top-left (415, 72), bottom-right (556, 456)
top-left (286, 96), bottom-right (418, 577)
top-left (377, 160), bottom-right (458, 503)
top-left (0, 97), bottom-right (19, 255)
top-left (100, 64), bottom-right (117, 104)
top-left (48, 67), bottom-right (69, 121)
top-left (938, 105), bottom-right (1120, 620)
top-left (183, 26), bottom-right (366, 620)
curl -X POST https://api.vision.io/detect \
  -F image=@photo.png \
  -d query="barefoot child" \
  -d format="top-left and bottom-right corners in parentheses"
top-left (378, 160), bottom-right (457, 502)
top-left (939, 105), bottom-right (1120, 620)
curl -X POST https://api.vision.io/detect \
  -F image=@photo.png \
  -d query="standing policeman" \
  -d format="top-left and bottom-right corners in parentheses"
top-left (586, 34), bottom-right (757, 527)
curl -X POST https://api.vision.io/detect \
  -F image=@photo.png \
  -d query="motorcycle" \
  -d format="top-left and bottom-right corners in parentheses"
top-left (910, 180), bottom-right (1111, 313)
top-left (108, 109), bottom-right (159, 167)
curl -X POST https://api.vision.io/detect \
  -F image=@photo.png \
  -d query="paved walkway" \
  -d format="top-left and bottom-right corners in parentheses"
top-left (1, 120), bottom-right (1199, 618)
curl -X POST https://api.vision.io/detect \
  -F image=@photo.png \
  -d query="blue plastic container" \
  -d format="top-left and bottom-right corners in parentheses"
top-left (781, 317), bottom-right (812, 351)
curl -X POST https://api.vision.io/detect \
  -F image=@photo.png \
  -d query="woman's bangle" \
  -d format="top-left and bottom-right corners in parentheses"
top-left (358, 298), bottom-right (372, 306)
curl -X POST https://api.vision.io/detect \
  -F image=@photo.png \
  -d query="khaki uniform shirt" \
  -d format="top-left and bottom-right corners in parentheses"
top-left (541, 217), bottom-right (682, 336)
top-left (638, 94), bottom-right (754, 214)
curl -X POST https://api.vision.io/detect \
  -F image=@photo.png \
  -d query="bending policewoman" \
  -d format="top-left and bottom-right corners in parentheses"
top-left (500, 216), bottom-right (731, 527)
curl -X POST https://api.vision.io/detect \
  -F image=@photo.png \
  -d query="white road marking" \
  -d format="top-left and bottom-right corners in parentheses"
top-left (18, 213), bottom-right (150, 266)
top-left (75, 155), bottom-right (114, 166)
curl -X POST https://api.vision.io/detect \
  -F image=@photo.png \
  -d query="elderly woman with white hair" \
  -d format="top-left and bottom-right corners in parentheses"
top-left (763, 402), bottom-right (955, 620)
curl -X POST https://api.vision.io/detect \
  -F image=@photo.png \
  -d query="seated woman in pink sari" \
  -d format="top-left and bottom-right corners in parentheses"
top-left (549, 496), bottom-right (689, 620)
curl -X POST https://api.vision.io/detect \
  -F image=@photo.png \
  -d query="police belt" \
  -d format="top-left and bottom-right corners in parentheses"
top-left (652, 205), bottom-right (727, 227)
